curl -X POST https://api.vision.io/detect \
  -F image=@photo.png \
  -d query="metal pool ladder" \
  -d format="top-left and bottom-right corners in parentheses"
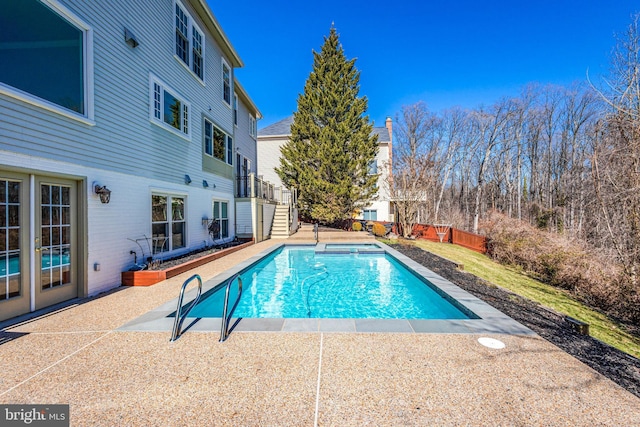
top-left (220, 274), bottom-right (243, 342)
top-left (170, 274), bottom-right (203, 342)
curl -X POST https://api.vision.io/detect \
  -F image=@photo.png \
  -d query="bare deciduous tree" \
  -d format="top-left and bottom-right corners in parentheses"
top-left (590, 14), bottom-right (640, 284)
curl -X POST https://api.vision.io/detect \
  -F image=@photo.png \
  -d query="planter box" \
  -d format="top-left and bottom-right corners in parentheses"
top-left (121, 241), bottom-right (254, 286)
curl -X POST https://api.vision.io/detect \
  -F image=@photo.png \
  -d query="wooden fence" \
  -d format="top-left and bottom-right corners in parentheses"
top-left (398, 223), bottom-right (487, 254)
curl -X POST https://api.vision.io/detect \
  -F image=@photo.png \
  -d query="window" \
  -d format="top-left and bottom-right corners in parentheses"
top-left (249, 115), bottom-right (257, 138)
top-left (211, 201), bottom-right (229, 241)
top-left (222, 60), bottom-right (231, 105)
top-left (213, 126), bottom-right (226, 161)
top-left (227, 136), bottom-right (233, 165)
top-left (204, 120), bottom-right (213, 156)
top-left (192, 27), bottom-right (203, 79)
top-left (236, 156), bottom-right (251, 197)
top-left (363, 210), bottom-right (377, 221)
top-left (368, 160), bottom-right (378, 175)
top-left (151, 194), bottom-right (186, 254)
top-left (204, 119), bottom-right (232, 164)
top-left (233, 94), bottom-right (238, 126)
top-left (0, 0), bottom-right (93, 122)
top-left (174, 1), bottom-right (204, 80)
top-left (150, 76), bottom-right (190, 137)
top-left (175, 4), bottom-right (188, 64)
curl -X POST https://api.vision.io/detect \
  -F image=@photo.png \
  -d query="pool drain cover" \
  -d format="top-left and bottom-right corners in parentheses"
top-left (478, 337), bottom-right (505, 349)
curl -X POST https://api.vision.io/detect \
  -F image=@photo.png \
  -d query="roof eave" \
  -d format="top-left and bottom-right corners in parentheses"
top-left (234, 79), bottom-right (262, 119)
top-left (257, 134), bottom-right (290, 139)
top-left (192, 0), bottom-right (243, 68)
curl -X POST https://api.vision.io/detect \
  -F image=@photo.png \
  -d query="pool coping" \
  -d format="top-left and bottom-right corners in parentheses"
top-left (118, 241), bottom-right (535, 336)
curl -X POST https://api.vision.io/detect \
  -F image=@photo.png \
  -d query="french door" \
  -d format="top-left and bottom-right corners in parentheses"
top-left (0, 173), bottom-right (79, 322)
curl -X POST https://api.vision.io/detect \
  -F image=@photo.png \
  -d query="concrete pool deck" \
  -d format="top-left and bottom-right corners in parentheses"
top-left (1, 237), bottom-right (639, 425)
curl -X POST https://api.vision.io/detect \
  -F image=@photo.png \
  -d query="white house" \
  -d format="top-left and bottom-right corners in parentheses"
top-left (257, 116), bottom-right (393, 222)
top-left (0, 0), bottom-right (260, 321)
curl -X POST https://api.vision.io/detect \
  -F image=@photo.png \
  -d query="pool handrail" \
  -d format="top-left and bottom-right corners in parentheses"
top-left (170, 274), bottom-right (203, 342)
top-left (220, 273), bottom-right (243, 342)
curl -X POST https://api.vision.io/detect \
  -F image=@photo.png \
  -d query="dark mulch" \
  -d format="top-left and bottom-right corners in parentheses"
top-left (147, 241), bottom-right (245, 270)
top-left (390, 242), bottom-right (640, 399)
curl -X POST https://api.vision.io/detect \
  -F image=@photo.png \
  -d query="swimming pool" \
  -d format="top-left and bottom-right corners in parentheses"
top-left (188, 246), bottom-right (474, 320)
top-left (120, 241), bottom-right (534, 336)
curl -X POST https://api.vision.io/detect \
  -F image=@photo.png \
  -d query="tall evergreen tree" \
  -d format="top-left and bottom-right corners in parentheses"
top-left (276, 26), bottom-right (378, 223)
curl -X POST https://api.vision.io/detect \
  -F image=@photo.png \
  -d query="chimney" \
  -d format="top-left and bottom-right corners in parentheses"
top-left (385, 116), bottom-right (393, 190)
top-left (385, 117), bottom-right (392, 141)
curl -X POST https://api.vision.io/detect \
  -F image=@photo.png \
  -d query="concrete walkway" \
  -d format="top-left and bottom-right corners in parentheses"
top-left (1, 236), bottom-right (639, 426)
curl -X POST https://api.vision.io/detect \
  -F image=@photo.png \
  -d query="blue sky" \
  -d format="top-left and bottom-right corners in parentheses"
top-left (208, 0), bottom-right (639, 128)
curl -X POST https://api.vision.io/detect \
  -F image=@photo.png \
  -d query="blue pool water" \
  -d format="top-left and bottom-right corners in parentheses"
top-left (188, 246), bottom-right (471, 319)
top-left (1, 254), bottom-right (70, 276)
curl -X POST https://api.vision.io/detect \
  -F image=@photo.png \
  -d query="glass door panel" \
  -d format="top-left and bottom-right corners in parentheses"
top-left (1, 180), bottom-right (21, 300)
top-left (35, 178), bottom-right (77, 310)
top-left (0, 174), bottom-right (29, 322)
top-left (40, 184), bottom-right (72, 290)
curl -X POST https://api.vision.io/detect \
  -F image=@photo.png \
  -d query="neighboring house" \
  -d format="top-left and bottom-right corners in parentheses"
top-left (0, 0), bottom-right (260, 321)
top-left (257, 116), bottom-right (393, 222)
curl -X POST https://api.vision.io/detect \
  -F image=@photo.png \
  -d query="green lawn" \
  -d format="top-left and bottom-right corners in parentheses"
top-left (389, 238), bottom-right (640, 359)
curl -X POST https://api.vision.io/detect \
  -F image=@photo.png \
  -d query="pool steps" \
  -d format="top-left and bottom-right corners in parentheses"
top-left (314, 243), bottom-right (385, 255)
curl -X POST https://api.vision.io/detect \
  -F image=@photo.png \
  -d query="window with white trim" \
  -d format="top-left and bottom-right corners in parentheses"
top-left (227, 135), bottom-right (233, 165)
top-left (150, 76), bottom-right (190, 137)
top-left (0, 0), bottom-right (93, 121)
top-left (204, 118), bottom-right (233, 165)
top-left (233, 94), bottom-right (238, 126)
top-left (174, 1), bottom-right (204, 80)
top-left (204, 119), bottom-right (213, 156)
top-left (363, 209), bottom-right (377, 221)
top-left (211, 200), bottom-right (229, 241)
top-left (249, 115), bottom-right (257, 138)
top-left (151, 194), bottom-right (186, 253)
top-left (222, 60), bottom-right (231, 105)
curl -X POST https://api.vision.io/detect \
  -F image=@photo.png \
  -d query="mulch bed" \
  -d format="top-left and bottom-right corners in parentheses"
top-left (390, 242), bottom-right (640, 399)
top-left (152, 241), bottom-right (245, 270)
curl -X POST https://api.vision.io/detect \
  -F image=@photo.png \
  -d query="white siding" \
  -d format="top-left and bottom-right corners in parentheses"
top-left (235, 201), bottom-right (252, 237)
top-left (371, 144), bottom-right (391, 221)
top-left (1, 150), bottom-right (235, 295)
top-left (256, 136), bottom-right (287, 188)
top-left (0, 0), bottom-right (235, 185)
top-left (0, 0), bottom-right (249, 300)
top-left (235, 98), bottom-right (257, 169)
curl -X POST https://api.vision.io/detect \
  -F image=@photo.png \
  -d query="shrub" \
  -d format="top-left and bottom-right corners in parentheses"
top-left (479, 211), bottom-right (639, 324)
top-left (372, 222), bottom-right (387, 237)
top-left (352, 221), bottom-right (362, 232)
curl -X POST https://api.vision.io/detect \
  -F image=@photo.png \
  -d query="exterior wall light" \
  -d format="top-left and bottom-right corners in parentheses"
top-left (94, 184), bottom-right (111, 204)
top-left (203, 180), bottom-right (209, 188)
top-left (184, 174), bottom-right (192, 185)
